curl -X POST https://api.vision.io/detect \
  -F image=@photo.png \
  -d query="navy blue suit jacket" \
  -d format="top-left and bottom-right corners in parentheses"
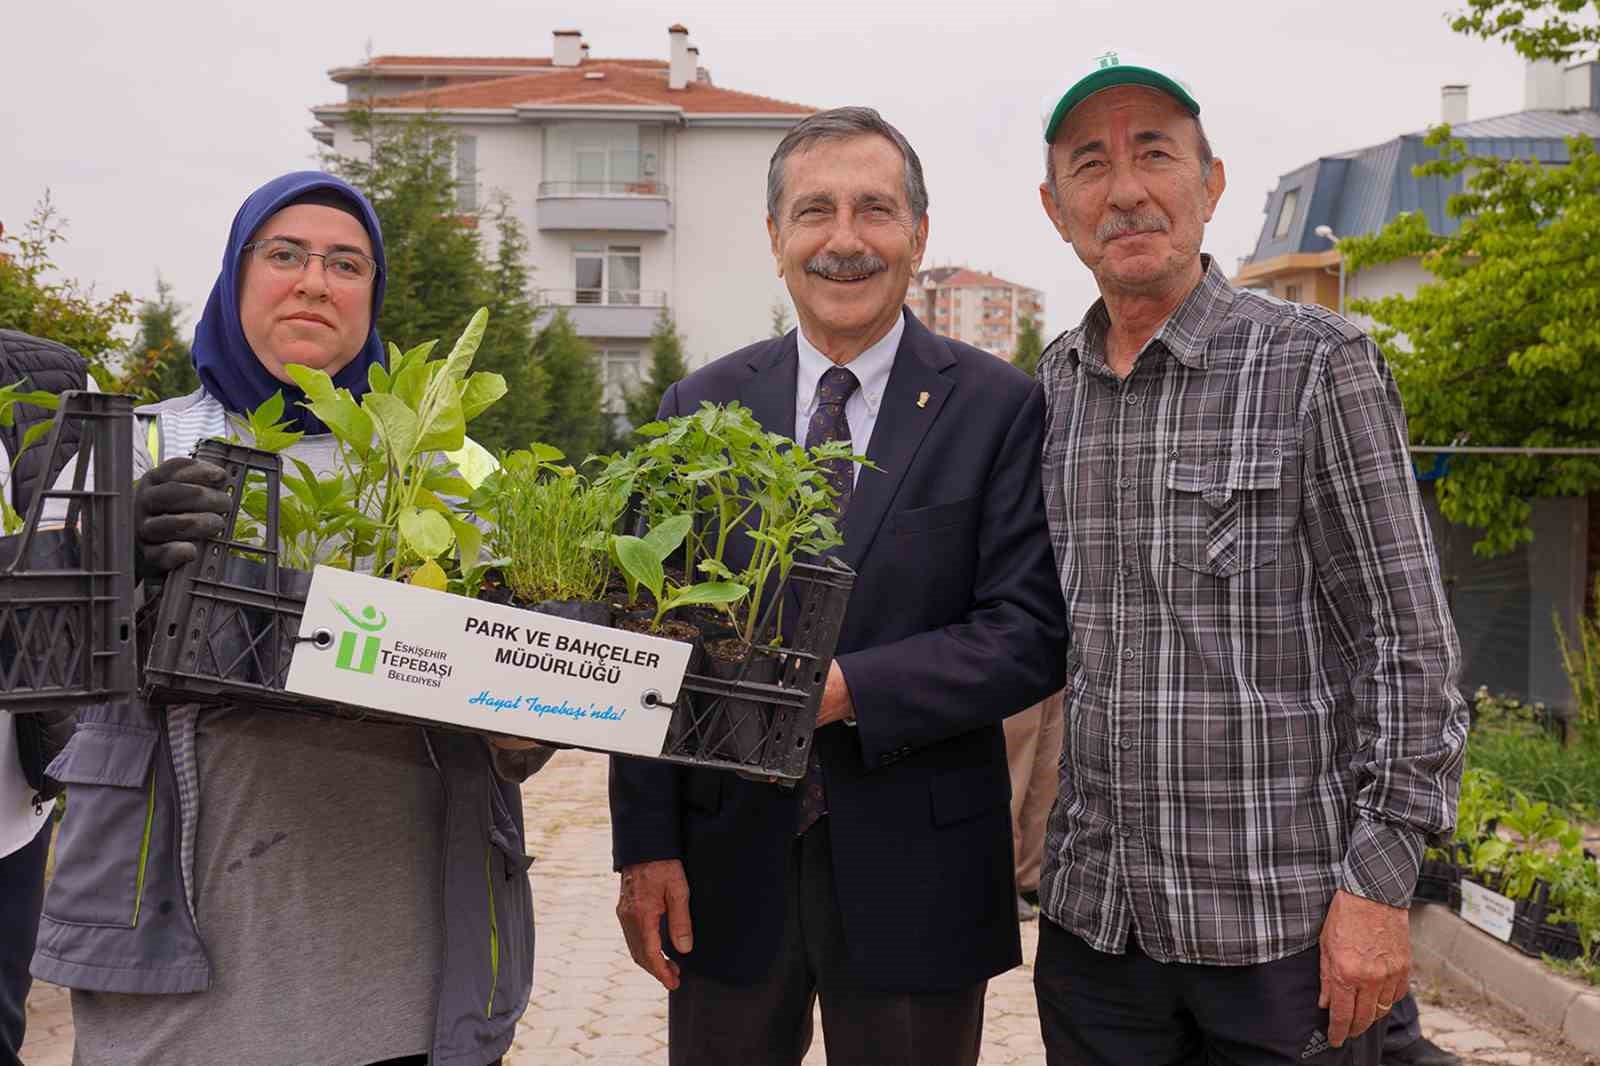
top-left (609, 310), bottom-right (1067, 993)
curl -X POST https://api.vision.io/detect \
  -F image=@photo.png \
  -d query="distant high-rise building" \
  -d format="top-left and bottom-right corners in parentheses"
top-left (904, 267), bottom-right (1043, 360)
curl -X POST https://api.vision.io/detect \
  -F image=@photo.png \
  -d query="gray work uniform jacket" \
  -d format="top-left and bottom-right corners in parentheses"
top-left (31, 390), bottom-right (537, 1066)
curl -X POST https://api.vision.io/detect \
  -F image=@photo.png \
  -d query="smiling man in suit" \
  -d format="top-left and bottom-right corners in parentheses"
top-left (609, 106), bottom-right (1067, 1066)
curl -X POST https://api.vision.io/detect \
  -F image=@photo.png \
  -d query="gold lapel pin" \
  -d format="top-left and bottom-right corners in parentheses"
top-left (916, 391), bottom-right (929, 409)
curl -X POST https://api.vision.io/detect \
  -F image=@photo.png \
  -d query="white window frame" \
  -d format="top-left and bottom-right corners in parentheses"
top-left (1273, 188), bottom-right (1300, 240)
top-left (599, 347), bottom-right (644, 412)
top-left (573, 244), bottom-right (643, 305)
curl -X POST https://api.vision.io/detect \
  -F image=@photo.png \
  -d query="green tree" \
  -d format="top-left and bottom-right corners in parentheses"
top-left (531, 309), bottom-right (607, 461)
top-left (1012, 315), bottom-right (1044, 377)
top-left (770, 301), bottom-right (792, 338)
top-left (1341, 128), bottom-right (1600, 556)
top-left (324, 106), bottom-right (548, 453)
top-left (624, 311), bottom-right (690, 429)
top-left (1450, 0), bottom-right (1600, 60)
top-left (120, 276), bottom-right (199, 400)
top-left (0, 192), bottom-right (132, 383)
top-left (471, 197), bottom-right (547, 454)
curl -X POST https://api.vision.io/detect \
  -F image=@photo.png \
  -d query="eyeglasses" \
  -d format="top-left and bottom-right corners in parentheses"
top-left (241, 238), bottom-right (377, 285)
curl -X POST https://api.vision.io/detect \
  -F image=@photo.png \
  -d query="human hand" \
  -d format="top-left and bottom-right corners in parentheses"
top-left (1319, 888), bottom-right (1410, 1047)
top-left (814, 662), bottom-right (854, 727)
top-left (134, 458), bottom-right (232, 575)
top-left (616, 858), bottom-right (693, 990)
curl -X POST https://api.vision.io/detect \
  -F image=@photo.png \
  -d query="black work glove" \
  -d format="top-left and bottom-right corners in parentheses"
top-left (135, 457), bottom-right (232, 578)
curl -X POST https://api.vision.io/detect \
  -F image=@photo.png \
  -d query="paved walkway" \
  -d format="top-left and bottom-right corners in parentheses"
top-left (19, 751), bottom-right (1573, 1064)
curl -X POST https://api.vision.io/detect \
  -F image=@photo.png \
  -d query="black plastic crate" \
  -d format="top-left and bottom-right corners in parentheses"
top-left (1507, 880), bottom-right (1589, 963)
top-left (1414, 848), bottom-right (1464, 910)
top-left (661, 558), bottom-right (854, 781)
top-left (142, 440), bottom-right (854, 780)
top-left (0, 391), bottom-right (135, 711)
top-left (140, 440), bottom-right (311, 711)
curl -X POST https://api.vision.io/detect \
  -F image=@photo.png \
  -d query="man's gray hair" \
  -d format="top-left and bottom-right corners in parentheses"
top-left (767, 106), bottom-right (929, 223)
top-left (1044, 115), bottom-right (1215, 199)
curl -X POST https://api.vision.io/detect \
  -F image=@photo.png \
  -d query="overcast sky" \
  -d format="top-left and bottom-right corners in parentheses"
top-left (3, 0), bottom-right (1534, 346)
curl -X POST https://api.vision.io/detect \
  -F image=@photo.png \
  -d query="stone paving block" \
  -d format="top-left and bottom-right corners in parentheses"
top-left (15, 1041), bottom-right (74, 1066)
top-left (1418, 1005), bottom-right (1473, 1034)
top-left (586, 1011), bottom-right (661, 1037)
top-left (1478, 1052), bottom-right (1534, 1065)
top-left (522, 1006), bottom-right (599, 1031)
top-left (508, 1025), bottom-right (557, 1048)
top-left (1564, 992), bottom-right (1600, 1057)
top-left (528, 1023), bottom-right (594, 1051)
top-left (1436, 1027), bottom-right (1508, 1054)
top-left (561, 959), bottom-right (618, 980)
top-left (574, 1032), bottom-right (661, 1058)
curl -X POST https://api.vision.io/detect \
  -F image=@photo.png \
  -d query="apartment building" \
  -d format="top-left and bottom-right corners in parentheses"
top-left (312, 26), bottom-right (816, 406)
top-left (904, 267), bottom-right (1043, 359)
top-left (1233, 59), bottom-right (1600, 316)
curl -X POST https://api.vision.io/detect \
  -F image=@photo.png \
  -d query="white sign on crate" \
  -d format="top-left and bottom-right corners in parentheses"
top-left (1458, 880), bottom-right (1515, 943)
top-left (285, 566), bottom-right (690, 758)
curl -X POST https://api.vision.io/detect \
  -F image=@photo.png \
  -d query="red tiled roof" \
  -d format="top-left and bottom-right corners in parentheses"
top-left (322, 62), bottom-right (815, 116)
top-left (924, 267), bottom-right (1033, 291)
top-left (362, 54), bottom-right (667, 69)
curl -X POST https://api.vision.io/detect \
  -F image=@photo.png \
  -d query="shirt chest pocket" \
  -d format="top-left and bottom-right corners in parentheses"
top-left (1164, 444), bottom-right (1285, 578)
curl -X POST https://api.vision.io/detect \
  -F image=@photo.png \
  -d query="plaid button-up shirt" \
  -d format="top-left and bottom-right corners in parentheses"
top-left (1037, 257), bottom-right (1468, 966)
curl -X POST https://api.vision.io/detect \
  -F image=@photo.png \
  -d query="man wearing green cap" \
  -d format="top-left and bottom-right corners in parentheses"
top-left (1029, 49), bottom-right (1468, 1066)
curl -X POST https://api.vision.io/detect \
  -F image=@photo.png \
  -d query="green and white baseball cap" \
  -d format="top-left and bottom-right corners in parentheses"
top-left (1042, 48), bottom-right (1200, 143)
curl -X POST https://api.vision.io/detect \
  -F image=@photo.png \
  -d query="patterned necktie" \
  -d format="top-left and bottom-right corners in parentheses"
top-left (796, 365), bottom-right (858, 835)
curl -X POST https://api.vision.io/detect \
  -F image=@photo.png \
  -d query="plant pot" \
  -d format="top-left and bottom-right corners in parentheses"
top-left (1415, 849), bottom-right (1464, 910)
top-left (691, 644), bottom-right (784, 765)
top-left (529, 599), bottom-right (613, 628)
top-left (614, 610), bottom-right (705, 674)
top-left (613, 611), bottom-right (706, 757)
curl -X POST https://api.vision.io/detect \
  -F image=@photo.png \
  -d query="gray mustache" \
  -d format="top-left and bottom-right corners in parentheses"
top-left (806, 252), bottom-right (887, 279)
top-left (1097, 211), bottom-right (1170, 242)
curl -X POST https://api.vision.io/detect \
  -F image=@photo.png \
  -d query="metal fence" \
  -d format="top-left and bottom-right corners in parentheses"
top-left (534, 289), bottom-right (668, 308)
top-left (536, 181), bottom-right (670, 198)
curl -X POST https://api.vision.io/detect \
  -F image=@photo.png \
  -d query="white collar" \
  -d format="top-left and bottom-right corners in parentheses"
top-left (795, 310), bottom-right (905, 417)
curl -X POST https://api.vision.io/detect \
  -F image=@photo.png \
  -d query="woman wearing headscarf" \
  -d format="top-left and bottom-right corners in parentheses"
top-left (33, 172), bottom-right (537, 1066)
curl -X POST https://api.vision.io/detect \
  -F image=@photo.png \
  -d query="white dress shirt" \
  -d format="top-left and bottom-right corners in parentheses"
top-left (794, 311), bottom-right (905, 485)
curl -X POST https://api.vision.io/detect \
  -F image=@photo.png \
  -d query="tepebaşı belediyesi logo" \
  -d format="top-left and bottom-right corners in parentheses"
top-left (333, 601), bottom-right (389, 675)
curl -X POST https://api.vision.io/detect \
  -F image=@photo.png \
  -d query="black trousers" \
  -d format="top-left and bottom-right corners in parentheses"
top-left (0, 819), bottom-right (49, 1066)
top-left (668, 818), bottom-right (987, 1066)
top-left (1383, 993), bottom-right (1423, 1053)
top-left (1034, 917), bottom-right (1384, 1066)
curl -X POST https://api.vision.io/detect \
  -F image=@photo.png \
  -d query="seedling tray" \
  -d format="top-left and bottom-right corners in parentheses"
top-left (1507, 880), bottom-right (1589, 963)
top-left (0, 391), bottom-right (135, 711)
top-left (665, 560), bottom-right (853, 781)
top-left (141, 440), bottom-right (853, 779)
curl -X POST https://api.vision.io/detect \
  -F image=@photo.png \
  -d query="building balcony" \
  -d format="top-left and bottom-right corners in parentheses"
top-left (535, 181), bottom-right (671, 232)
top-left (536, 289), bottom-right (667, 339)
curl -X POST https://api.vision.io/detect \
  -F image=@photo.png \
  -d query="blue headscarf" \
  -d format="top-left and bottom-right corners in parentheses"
top-left (192, 171), bottom-right (387, 434)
